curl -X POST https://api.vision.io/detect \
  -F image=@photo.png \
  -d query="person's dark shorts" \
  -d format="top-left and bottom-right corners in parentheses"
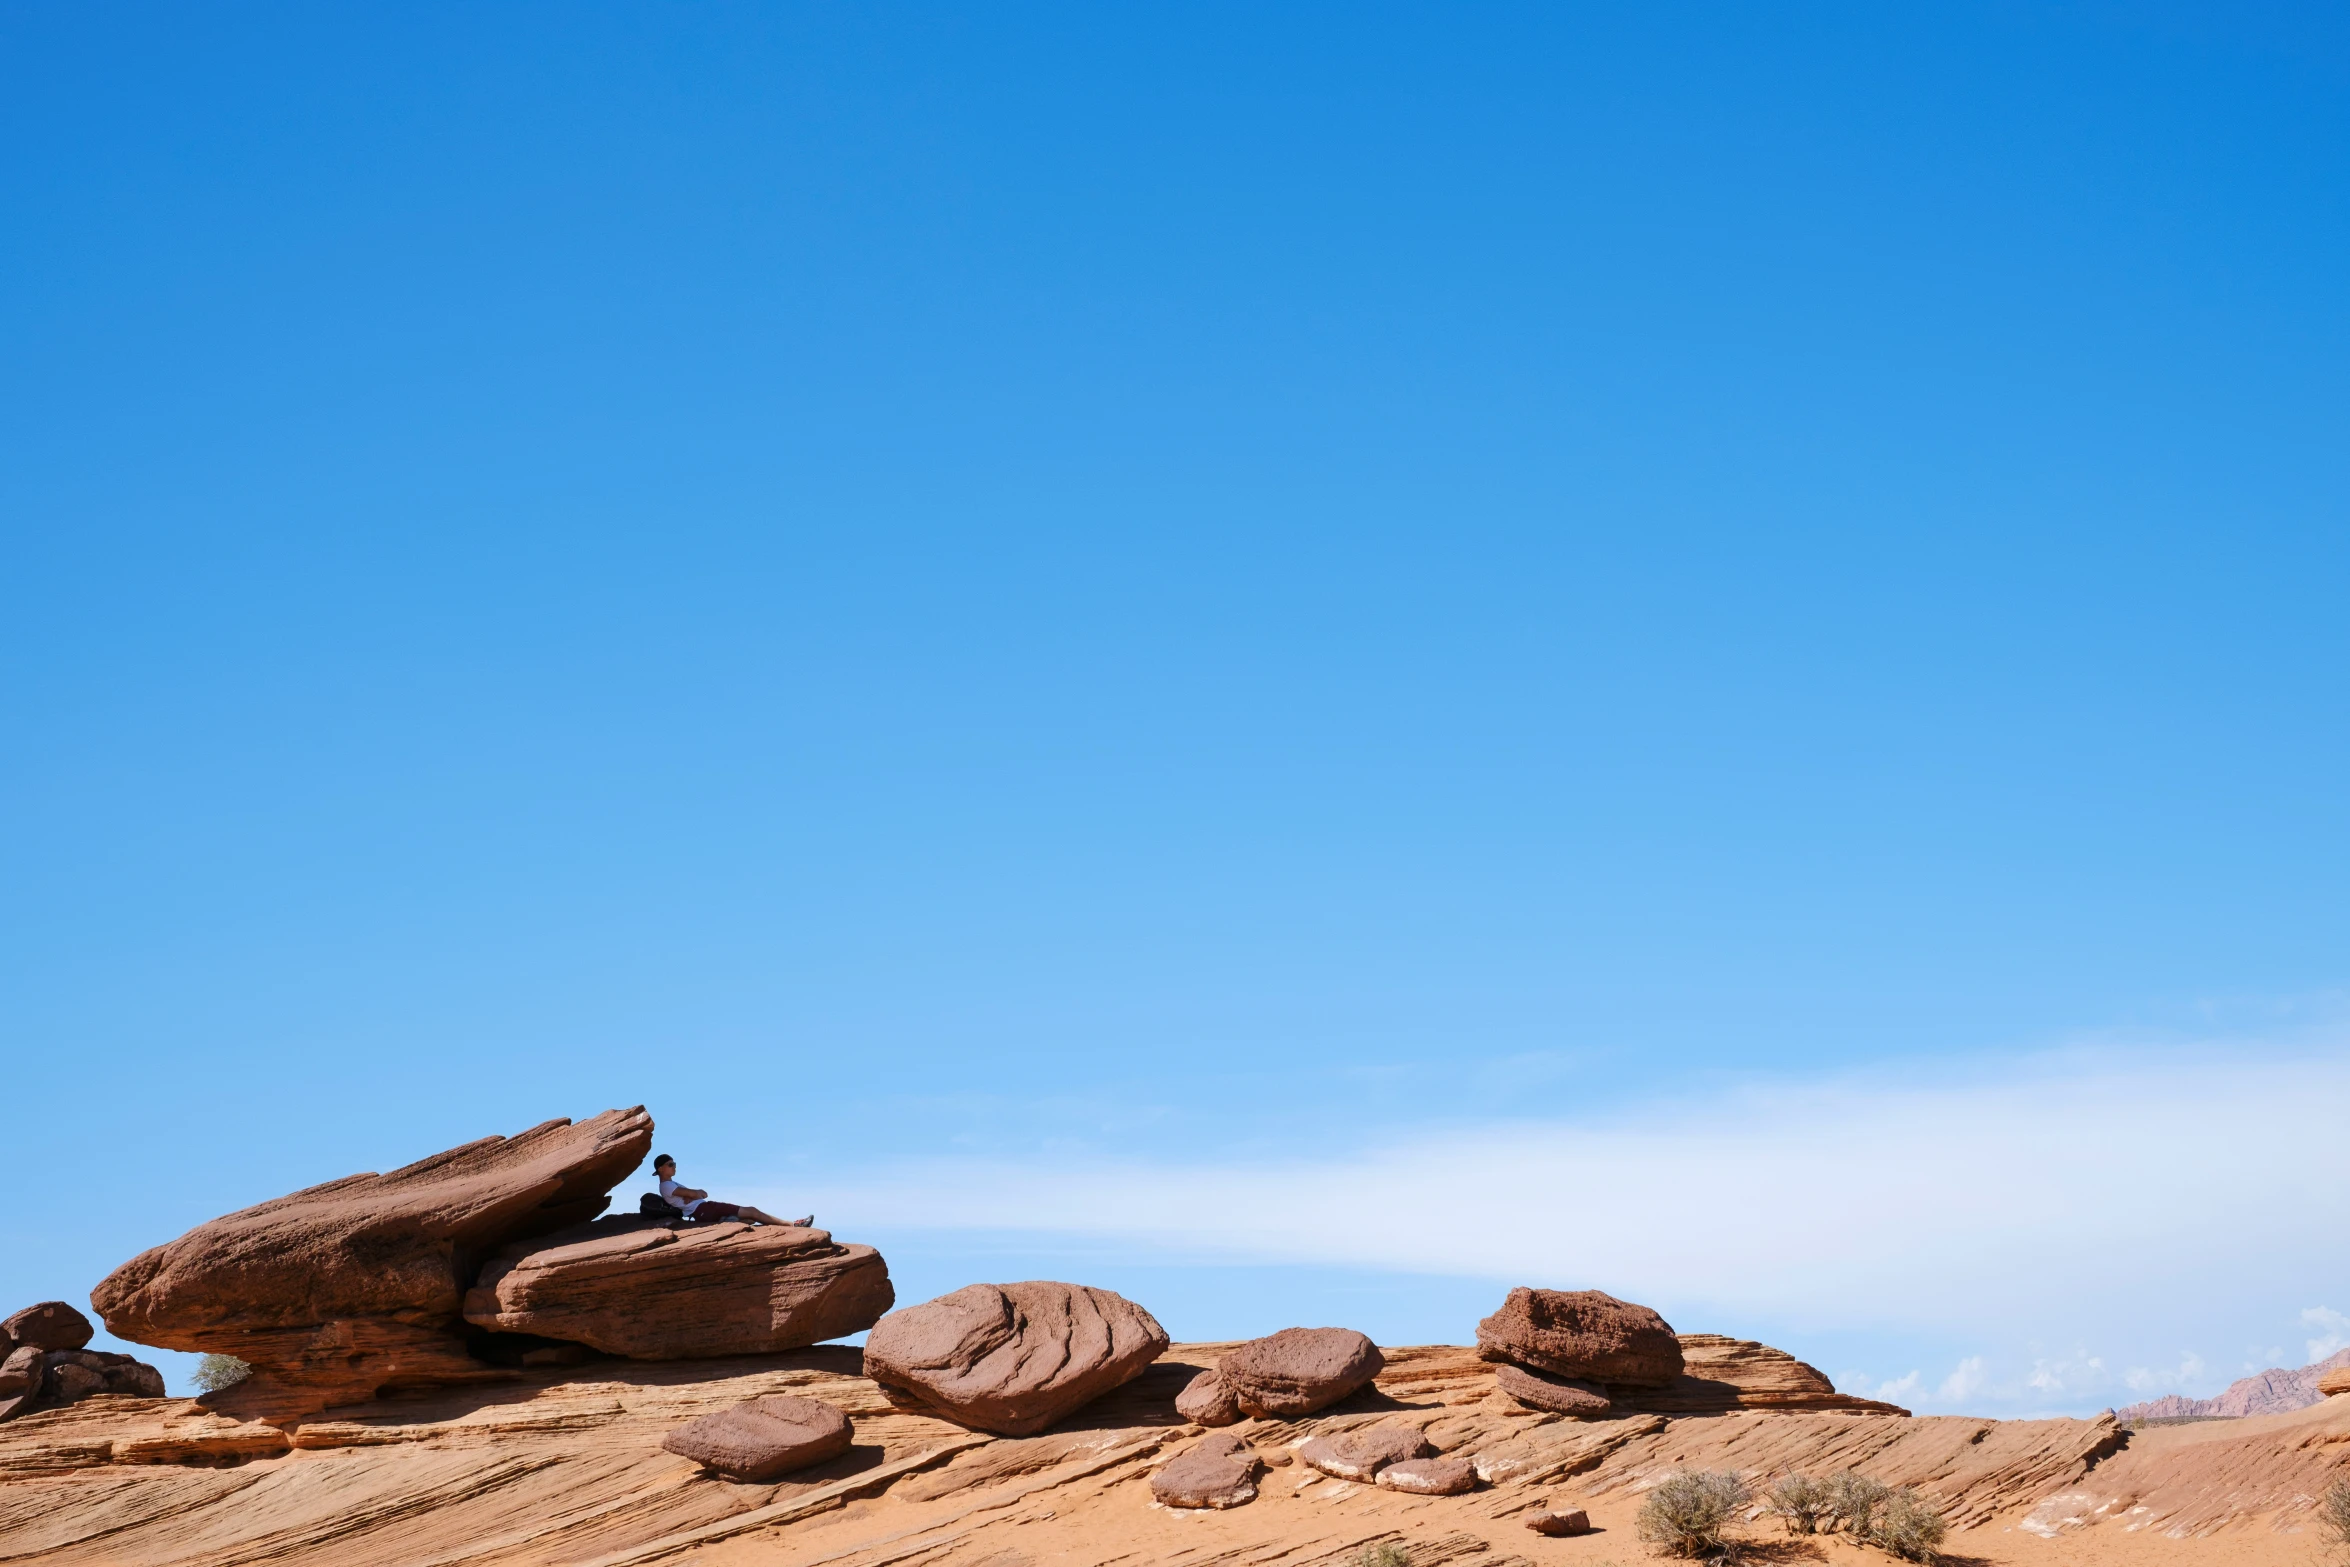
top-left (690, 1200), bottom-right (742, 1223)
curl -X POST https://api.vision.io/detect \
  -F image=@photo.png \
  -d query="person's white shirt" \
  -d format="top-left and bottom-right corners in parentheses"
top-left (658, 1177), bottom-right (702, 1215)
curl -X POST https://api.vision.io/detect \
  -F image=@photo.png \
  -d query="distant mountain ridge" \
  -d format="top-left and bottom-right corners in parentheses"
top-left (2116, 1347), bottom-right (2350, 1421)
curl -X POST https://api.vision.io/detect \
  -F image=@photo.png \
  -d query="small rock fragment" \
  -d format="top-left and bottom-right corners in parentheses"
top-left (1526, 1507), bottom-right (1593, 1536)
top-left (1298, 1423), bottom-right (1434, 1481)
top-left (1377, 1455), bottom-right (1478, 1495)
top-left (661, 1394), bottom-right (853, 1481)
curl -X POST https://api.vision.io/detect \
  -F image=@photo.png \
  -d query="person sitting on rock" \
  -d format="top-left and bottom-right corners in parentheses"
top-left (652, 1154), bottom-right (811, 1228)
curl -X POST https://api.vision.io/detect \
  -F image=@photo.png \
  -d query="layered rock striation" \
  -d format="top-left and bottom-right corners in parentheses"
top-left (463, 1216), bottom-right (892, 1358)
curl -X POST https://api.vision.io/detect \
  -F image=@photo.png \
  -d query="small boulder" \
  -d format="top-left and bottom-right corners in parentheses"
top-left (1218, 1327), bottom-right (1384, 1417)
top-left (1176, 1368), bottom-right (1243, 1426)
top-left (1526, 1507), bottom-right (1593, 1536)
top-left (1494, 1363), bottom-right (1613, 1415)
top-left (1377, 1455), bottom-right (1477, 1495)
top-left (661, 1394), bottom-right (854, 1481)
top-left (1152, 1430), bottom-right (1262, 1509)
top-left (1298, 1423), bottom-right (1434, 1481)
top-left (36, 1349), bottom-right (167, 1404)
top-left (863, 1282), bottom-right (1169, 1437)
top-left (1475, 1288), bottom-right (1681, 1386)
top-left (3, 1301), bottom-right (93, 1352)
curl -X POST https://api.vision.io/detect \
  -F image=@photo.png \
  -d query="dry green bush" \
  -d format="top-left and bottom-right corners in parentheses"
top-left (191, 1354), bottom-right (251, 1393)
top-left (1768, 1474), bottom-right (1833, 1535)
top-left (1866, 1489), bottom-right (1948, 1562)
top-left (2319, 1479), bottom-right (2350, 1566)
top-left (1354, 1544), bottom-right (1412, 1567)
top-left (1638, 1470), bottom-right (1752, 1559)
top-left (1829, 1471), bottom-right (1893, 1537)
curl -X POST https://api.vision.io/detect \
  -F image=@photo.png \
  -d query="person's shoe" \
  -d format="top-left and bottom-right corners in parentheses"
top-left (791, 1215), bottom-right (814, 1227)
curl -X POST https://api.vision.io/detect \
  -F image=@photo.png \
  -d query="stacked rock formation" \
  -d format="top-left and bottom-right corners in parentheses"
top-left (1177, 1326), bottom-right (1384, 1425)
top-left (464, 1216), bottom-right (892, 1358)
top-left (0, 1301), bottom-right (165, 1423)
top-left (92, 1107), bottom-right (896, 1424)
top-left (1476, 1290), bottom-right (1907, 1418)
top-left (862, 1282), bottom-right (1169, 1436)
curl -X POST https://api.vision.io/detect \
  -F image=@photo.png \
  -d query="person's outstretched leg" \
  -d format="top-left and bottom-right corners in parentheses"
top-left (737, 1205), bottom-right (814, 1227)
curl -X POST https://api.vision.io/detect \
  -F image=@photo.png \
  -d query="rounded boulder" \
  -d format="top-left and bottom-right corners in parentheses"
top-left (1298, 1423), bottom-right (1433, 1481)
top-left (1377, 1455), bottom-right (1477, 1495)
top-left (1218, 1327), bottom-right (1384, 1418)
top-left (1152, 1430), bottom-right (1262, 1509)
top-left (863, 1281), bottom-right (1169, 1437)
top-left (2, 1302), bottom-right (93, 1353)
top-left (661, 1394), bottom-right (853, 1481)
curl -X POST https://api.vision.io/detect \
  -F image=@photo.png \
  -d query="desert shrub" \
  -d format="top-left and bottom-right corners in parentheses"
top-left (1866, 1489), bottom-right (1948, 1562)
top-left (1354, 1544), bottom-right (1412, 1567)
top-left (1828, 1471), bottom-right (1893, 1537)
top-left (1769, 1474), bottom-right (1833, 1535)
top-left (2320, 1479), bottom-right (2350, 1565)
top-left (1638, 1470), bottom-right (1752, 1558)
top-left (191, 1354), bottom-right (251, 1393)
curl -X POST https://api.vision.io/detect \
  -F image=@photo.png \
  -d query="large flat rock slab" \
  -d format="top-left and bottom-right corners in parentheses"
top-left (91, 1107), bottom-right (654, 1423)
top-left (464, 1218), bottom-right (893, 1357)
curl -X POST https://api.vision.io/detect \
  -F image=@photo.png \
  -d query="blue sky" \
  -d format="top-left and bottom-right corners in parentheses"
top-left (3, 3), bottom-right (2345, 1414)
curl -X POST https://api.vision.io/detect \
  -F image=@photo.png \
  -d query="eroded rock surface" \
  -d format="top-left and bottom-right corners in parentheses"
top-left (660, 1393), bottom-right (852, 1480)
top-left (1613, 1334), bottom-right (1909, 1415)
top-left (1377, 1454), bottom-right (1476, 1494)
top-left (1475, 1288), bottom-right (1682, 1386)
top-left (464, 1217), bottom-right (892, 1358)
top-left (1299, 1423), bottom-right (1432, 1481)
top-left (92, 1107), bottom-right (655, 1423)
top-left (863, 1282), bottom-right (1169, 1436)
top-left (2321, 1364), bottom-right (2350, 1397)
top-left (1218, 1327), bottom-right (1384, 1417)
top-left (1151, 1430), bottom-right (1261, 1508)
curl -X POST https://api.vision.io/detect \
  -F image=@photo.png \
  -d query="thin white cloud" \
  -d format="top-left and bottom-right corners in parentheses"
top-left (779, 1045), bottom-right (2350, 1342)
top-left (1939, 1357), bottom-right (1988, 1400)
top-left (2304, 1306), bottom-right (2349, 1363)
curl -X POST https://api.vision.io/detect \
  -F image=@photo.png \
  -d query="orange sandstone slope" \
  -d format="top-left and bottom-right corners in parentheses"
top-left (2, 1345), bottom-right (2344, 1567)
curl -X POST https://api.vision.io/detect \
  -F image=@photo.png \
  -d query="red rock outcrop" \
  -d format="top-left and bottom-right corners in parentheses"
top-left (1611, 1333), bottom-right (1909, 1415)
top-left (1217, 1327), bottom-right (1385, 1417)
top-left (1475, 1288), bottom-right (1682, 1385)
top-left (2321, 1363), bottom-right (2350, 1397)
top-left (659, 1392), bottom-right (853, 1480)
top-left (863, 1282), bottom-right (1169, 1437)
top-left (463, 1216), bottom-right (892, 1357)
top-left (91, 1107), bottom-right (654, 1423)
top-left (0, 1348), bottom-right (43, 1423)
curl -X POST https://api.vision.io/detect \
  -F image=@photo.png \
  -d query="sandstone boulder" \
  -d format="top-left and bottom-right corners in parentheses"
top-left (1176, 1368), bottom-right (1243, 1426)
top-left (660, 1393), bottom-right (853, 1480)
top-left (1152, 1430), bottom-right (1262, 1508)
top-left (91, 1108), bottom-right (654, 1423)
top-left (3, 1301), bottom-right (93, 1352)
top-left (863, 1282), bottom-right (1169, 1437)
top-left (1612, 1334), bottom-right (1908, 1416)
top-left (0, 1345), bottom-right (46, 1423)
top-left (1494, 1362), bottom-right (1613, 1415)
top-left (1527, 1507), bottom-right (1593, 1536)
top-left (46, 1349), bottom-right (167, 1401)
top-left (464, 1217), bottom-right (892, 1358)
top-left (2321, 1365), bottom-right (2350, 1397)
top-left (1475, 1288), bottom-right (1681, 1386)
top-left (1378, 1454), bottom-right (1477, 1495)
top-left (1298, 1423), bottom-right (1433, 1481)
top-left (1218, 1327), bottom-right (1384, 1417)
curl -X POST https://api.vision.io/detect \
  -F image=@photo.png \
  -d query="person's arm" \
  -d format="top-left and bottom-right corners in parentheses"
top-left (674, 1185), bottom-right (708, 1201)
